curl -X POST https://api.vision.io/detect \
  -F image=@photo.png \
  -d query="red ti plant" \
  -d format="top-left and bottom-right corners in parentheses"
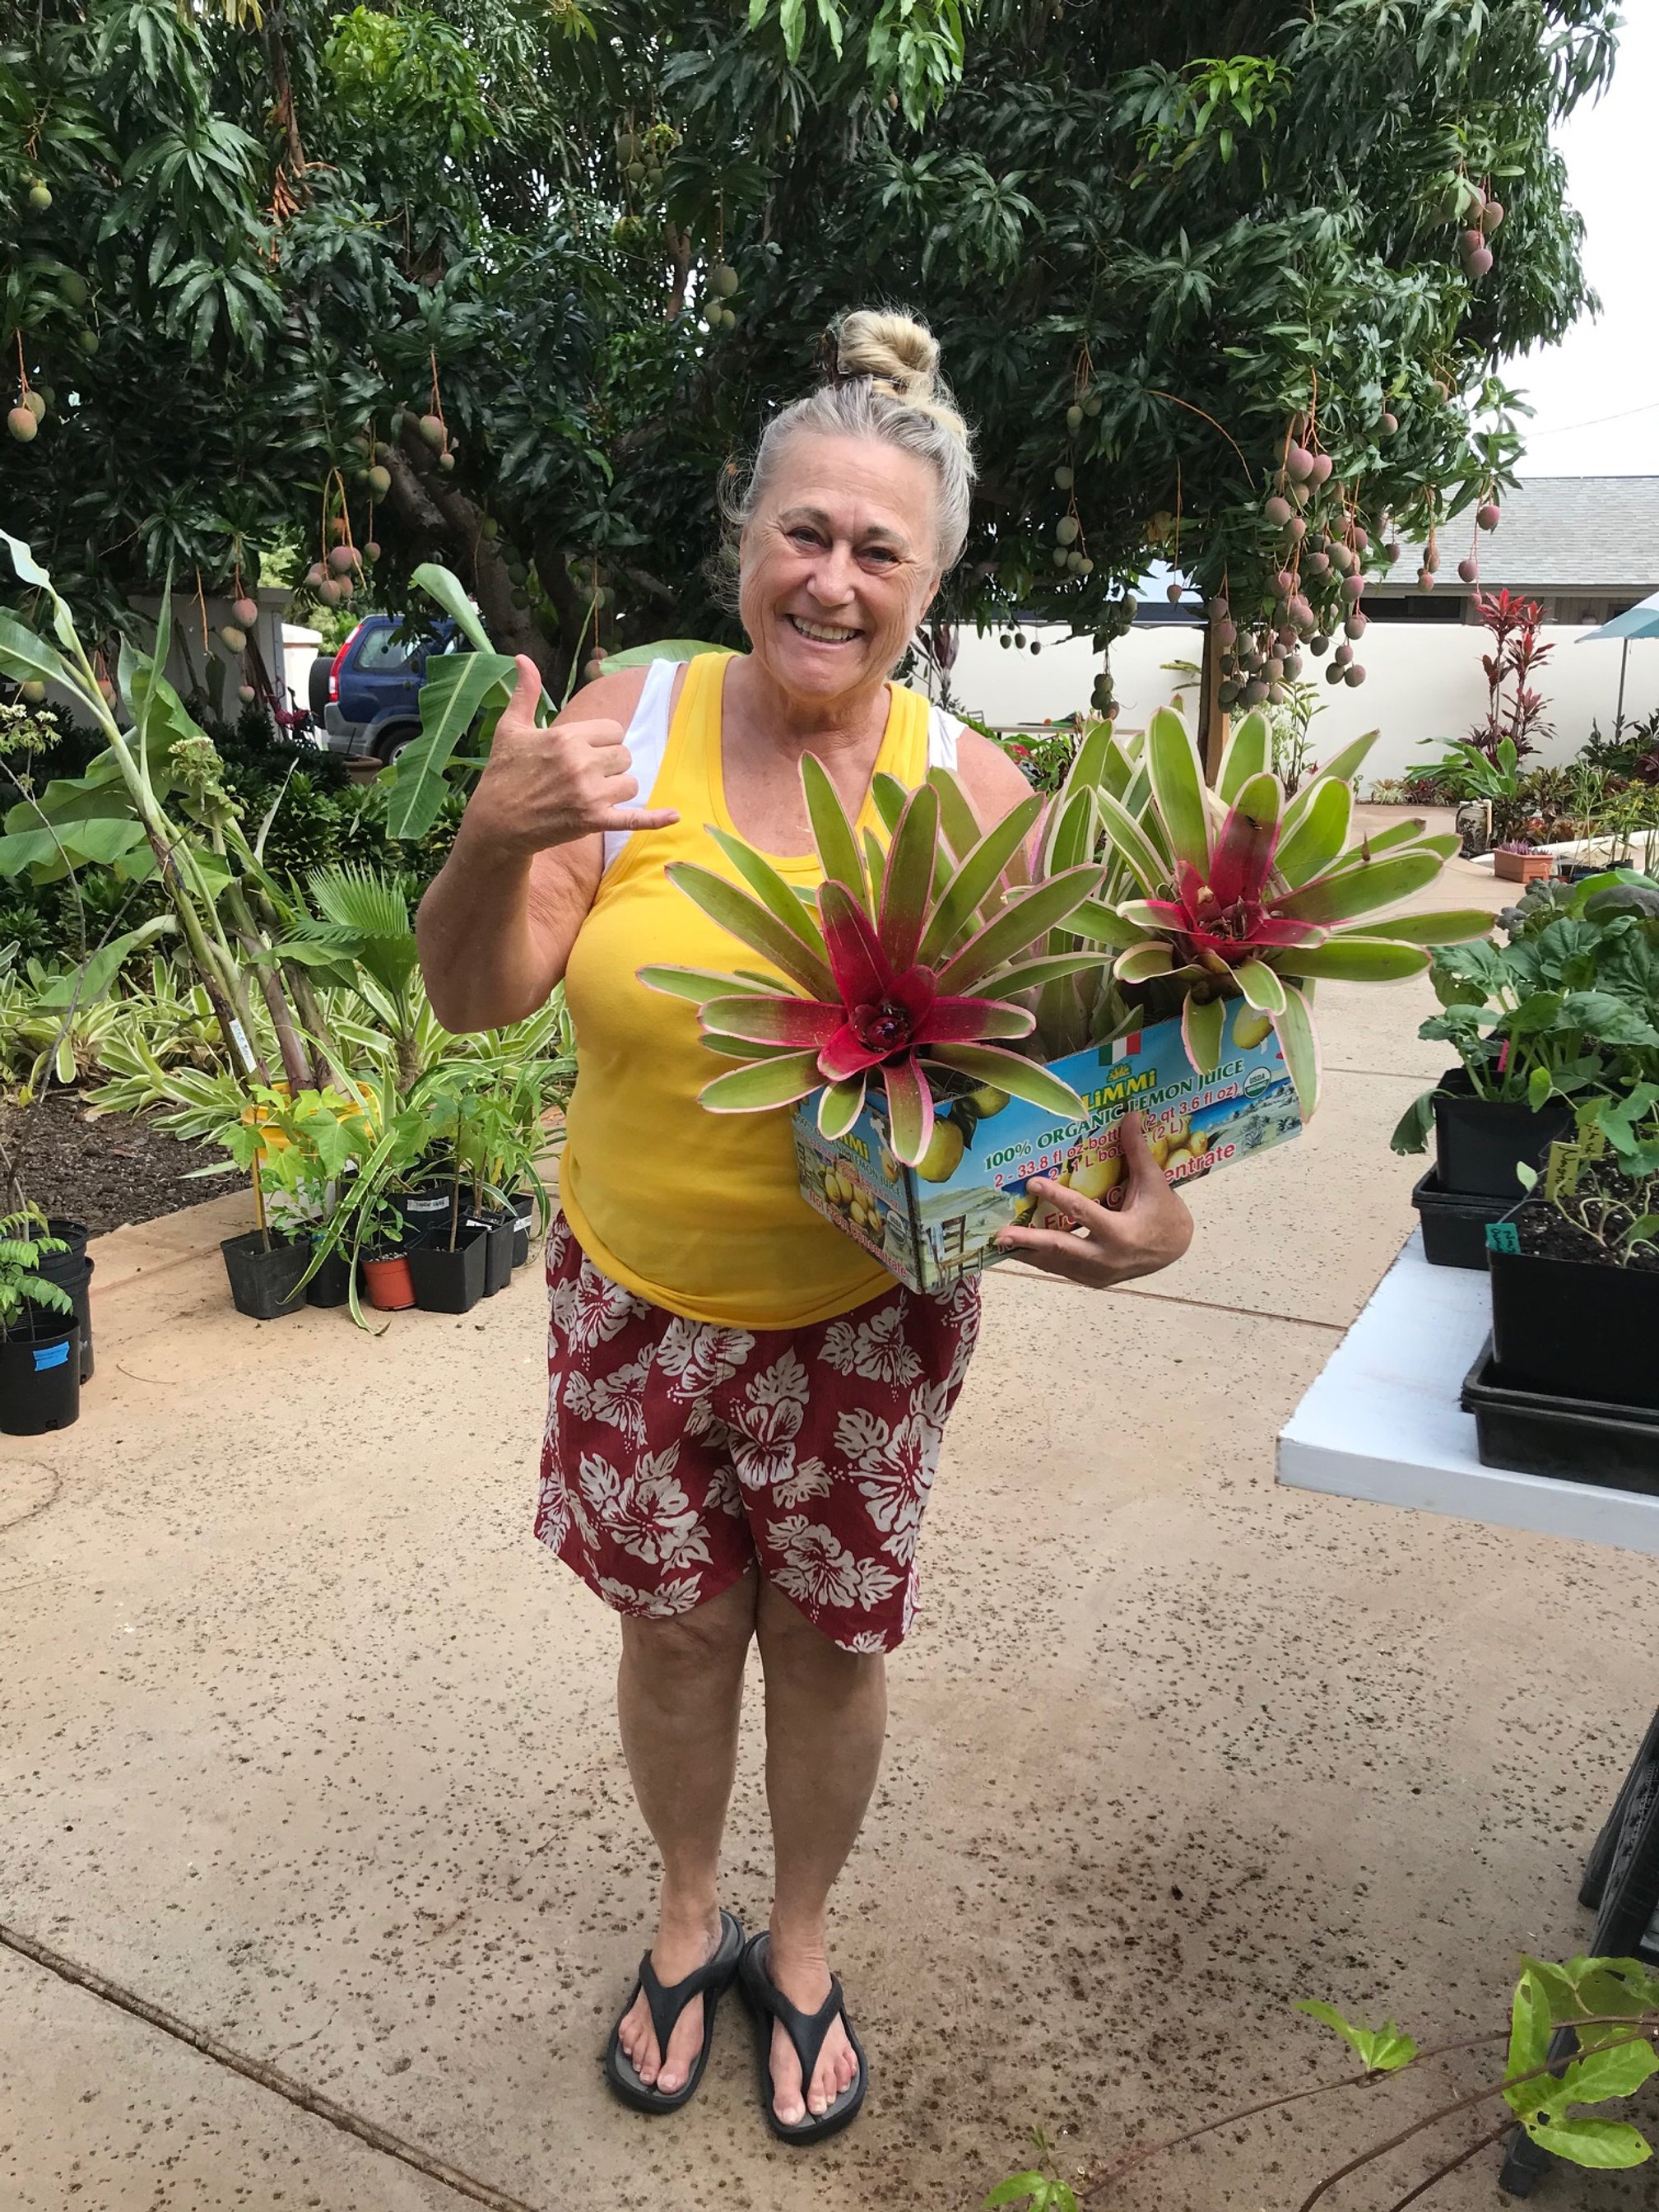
top-left (1471, 588), bottom-right (1554, 764)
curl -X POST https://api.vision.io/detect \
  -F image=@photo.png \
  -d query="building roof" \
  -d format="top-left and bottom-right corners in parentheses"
top-left (1378, 476), bottom-right (1659, 596)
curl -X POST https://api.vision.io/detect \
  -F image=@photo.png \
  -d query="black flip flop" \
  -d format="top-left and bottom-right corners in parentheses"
top-left (605, 1909), bottom-right (745, 2114)
top-left (738, 1931), bottom-right (867, 2145)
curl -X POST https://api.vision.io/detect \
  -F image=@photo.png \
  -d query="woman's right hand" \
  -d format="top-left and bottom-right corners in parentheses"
top-left (458, 656), bottom-right (681, 860)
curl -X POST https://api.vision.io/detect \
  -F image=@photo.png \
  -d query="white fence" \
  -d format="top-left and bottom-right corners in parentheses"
top-left (941, 620), bottom-right (1659, 783)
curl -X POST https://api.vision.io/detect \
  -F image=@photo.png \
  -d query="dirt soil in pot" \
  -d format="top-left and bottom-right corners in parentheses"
top-left (1513, 1184), bottom-right (1659, 1272)
top-left (0, 1090), bottom-right (229, 1234)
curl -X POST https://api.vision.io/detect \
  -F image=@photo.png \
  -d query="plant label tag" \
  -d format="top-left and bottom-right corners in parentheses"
top-left (793, 1009), bottom-right (1303, 1293)
top-left (1485, 1220), bottom-right (1522, 1254)
top-left (228, 1017), bottom-right (258, 1072)
top-left (32, 1340), bottom-right (70, 1371)
top-left (404, 1196), bottom-right (450, 1214)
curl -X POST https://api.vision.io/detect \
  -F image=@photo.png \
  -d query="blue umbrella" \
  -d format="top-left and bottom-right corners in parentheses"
top-left (1577, 589), bottom-right (1659, 734)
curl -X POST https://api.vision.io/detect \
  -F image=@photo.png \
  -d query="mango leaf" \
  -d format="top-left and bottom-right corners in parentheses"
top-left (386, 650), bottom-right (514, 839)
top-left (1274, 777), bottom-right (1353, 888)
top-left (599, 638), bottom-right (723, 670)
top-left (1146, 707), bottom-right (1211, 876)
top-left (1276, 937), bottom-right (1431, 983)
top-left (924, 1042), bottom-right (1086, 1118)
top-left (800, 752), bottom-right (870, 915)
top-left (1216, 709), bottom-right (1271, 804)
top-left (1271, 983), bottom-right (1321, 1118)
top-left (1296, 2001), bottom-right (1419, 2074)
top-left (667, 862), bottom-right (836, 997)
top-left (1276, 848), bottom-right (1444, 924)
top-left (698, 1050), bottom-right (823, 1110)
top-left (1524, 2117), bottom-right (1652, 2169)
top-left (411, 562), bottom-right (496, 656)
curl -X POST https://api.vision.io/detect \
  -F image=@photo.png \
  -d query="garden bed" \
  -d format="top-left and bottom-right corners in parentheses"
top-left (0, 1091), bottom-right (225, 1235)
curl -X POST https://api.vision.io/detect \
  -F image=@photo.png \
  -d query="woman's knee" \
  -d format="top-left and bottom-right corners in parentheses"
top-left (620, 1571), bottom-right (758, 1683)
top-left (755, 1578), bottom-right (881, 1680)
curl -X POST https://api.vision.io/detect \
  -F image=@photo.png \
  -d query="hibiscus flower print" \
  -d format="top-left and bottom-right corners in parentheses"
top-left (656, 1316), bottom-right (755, 1401)
top-left (767, 1517), bottom-right (900, 1611)
top-left (727, 1347), bottom-right (810, 1491)
top-left (770, 1455), bottom-right (833, 1509)
top-left (576, 1448), bottom-right (708, 1568)
top-left (563, 1352), bottom-right (649, 1442)
top-left (566, 1262), bottom-right (653, 1355)
top-left (597, 1573), bottom-right (707, 1620)
top-left (838, 1407), bottom-right (937, 1564)
top-left (820, 1301), bottom-right (922, 1386)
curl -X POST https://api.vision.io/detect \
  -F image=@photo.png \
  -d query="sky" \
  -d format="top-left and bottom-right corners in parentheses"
top-left (1513, 6), bottom-right (1659, 477)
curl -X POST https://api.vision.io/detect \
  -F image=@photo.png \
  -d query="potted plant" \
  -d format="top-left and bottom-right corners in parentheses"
top-left (352, 1190), bottom-right (420, 1312)
top-left (206, 1082), bottom-right (374, 1317)
top-left (1465, 1098), bottom-right (1659, 1489)
top-left (1493, 839), bottom-right (1554, 885)
top-left (1393, 874), bottom-right (1659, 1264)
top-left (0, 1209), bottom-right (80, 1434)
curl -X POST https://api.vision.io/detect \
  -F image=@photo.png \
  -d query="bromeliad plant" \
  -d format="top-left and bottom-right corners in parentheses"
top-left (1075, 709), bottom-right (1493, 1116)
top-left (639, 755), bottom-right (1108, 1164)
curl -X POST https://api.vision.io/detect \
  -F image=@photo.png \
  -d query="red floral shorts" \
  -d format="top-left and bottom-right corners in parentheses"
top-left (534, 1215), bottom-right (982, 1653)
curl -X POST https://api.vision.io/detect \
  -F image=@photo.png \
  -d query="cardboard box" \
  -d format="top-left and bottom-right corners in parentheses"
top-left (792, 1003), bottom-right (1303, 1292)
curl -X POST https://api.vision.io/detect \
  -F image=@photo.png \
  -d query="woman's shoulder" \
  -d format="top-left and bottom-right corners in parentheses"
top-left (551, 664), bottom-right (653, 730)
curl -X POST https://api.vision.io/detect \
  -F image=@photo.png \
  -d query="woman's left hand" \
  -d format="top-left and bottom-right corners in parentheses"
top-left (994, 1113), bottom-right (1194, 1290)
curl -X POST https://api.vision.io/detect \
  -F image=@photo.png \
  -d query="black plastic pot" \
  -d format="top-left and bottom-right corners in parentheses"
top-left (0, 1321), bottom-right (81, 1434)
top-left (44, 1216), bottom-right (89, 1264)
top-left (1462, 1337), bottom-right (1659, 1493)
top-left (221, 1230), bottom-right (310, 1321)
top-left (466, 1208), bottom-right (514, 1296)
top-left (1431, 1068), bottom-right (1573, 1199)
top-left (1489, 1235), bottom-right (1659, 1410)
top-left (394, 1183), bottom-right (459, 1243)
top-left (1410, 1169), bottom-right (1508, 1270)
top-left (406, 1226), bottom-right (490, 1314)
top-left (304, 1241), bottom-right (354, 1308)
top-left (507, 1187), bottom-right (537, 1270)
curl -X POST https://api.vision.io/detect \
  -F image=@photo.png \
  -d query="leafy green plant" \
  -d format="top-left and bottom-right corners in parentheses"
top-left (0, 1210), bottom-right (72, 1336)
top-left (1512, 1103), bottom-right (1659, 1264)
top-left (1415, 734), bottom-right (1526, 804)
top-left (988, 1953), bottom-right (1659, 2208)
top-left (202, 1081), bottom-right (376, 1249)
top-left (1392, 873), bottom-right (1659, 1151)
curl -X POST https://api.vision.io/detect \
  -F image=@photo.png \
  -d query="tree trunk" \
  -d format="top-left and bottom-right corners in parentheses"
top-left (380, 434), bottom-right (560, 681)
top-left (1197, 613), bottom-right (1229, 783)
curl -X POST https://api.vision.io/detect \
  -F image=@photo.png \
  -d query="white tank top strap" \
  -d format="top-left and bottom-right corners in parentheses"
top-left (602, 658), bottom-right (680, 873)
top-left (927, 700), bottom-right (964, 771)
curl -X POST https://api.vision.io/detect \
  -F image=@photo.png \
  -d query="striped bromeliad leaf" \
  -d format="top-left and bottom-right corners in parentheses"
top-left (1078, 707), bottom-right (1475, 1117)
top-left (638, 752), bottom-right (1114, 1164)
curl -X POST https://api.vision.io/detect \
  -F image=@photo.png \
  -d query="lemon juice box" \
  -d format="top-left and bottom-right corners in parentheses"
top-left (792, 1002), bottom-right (1303, 1292)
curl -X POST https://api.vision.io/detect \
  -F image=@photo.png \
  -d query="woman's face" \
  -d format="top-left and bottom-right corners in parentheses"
top-left (738, 432), bottom-right (942, 706)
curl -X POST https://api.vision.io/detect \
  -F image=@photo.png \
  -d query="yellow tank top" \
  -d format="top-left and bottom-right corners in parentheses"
top-left (560, 651), bottom-right (935, 1327)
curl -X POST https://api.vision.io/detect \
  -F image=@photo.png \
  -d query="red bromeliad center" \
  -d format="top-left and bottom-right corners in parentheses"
top-left (853, 998), bottom-right (917, 1055)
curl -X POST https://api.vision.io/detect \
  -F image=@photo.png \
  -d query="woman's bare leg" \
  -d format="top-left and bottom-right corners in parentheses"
top-left (613, 1569), bottom-right (757, 2092)
top-left (755, 1578), bottom-right (886, 2124)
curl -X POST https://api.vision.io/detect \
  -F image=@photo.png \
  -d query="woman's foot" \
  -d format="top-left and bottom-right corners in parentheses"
top-left (763, 1928), bottom-right (861, 2126)
top-left (614, 1905), bottom-right (724, 2096)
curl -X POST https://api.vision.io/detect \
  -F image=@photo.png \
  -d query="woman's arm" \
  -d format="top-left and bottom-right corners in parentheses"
top-left (416, 658), bottom-right (678, 1033)
top-left (954, 726), bottom-right (1042, 828)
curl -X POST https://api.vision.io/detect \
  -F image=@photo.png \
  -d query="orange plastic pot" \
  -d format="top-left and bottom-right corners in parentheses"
top-left (362, 1253), bottom-right (416, 1311)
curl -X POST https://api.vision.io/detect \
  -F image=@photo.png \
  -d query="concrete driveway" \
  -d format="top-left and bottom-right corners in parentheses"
top-left (3, 841), bottom-right (1654, 2210)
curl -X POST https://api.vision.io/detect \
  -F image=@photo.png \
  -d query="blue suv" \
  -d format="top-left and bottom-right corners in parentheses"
top-left (309, 615), bottom-right (459, 763)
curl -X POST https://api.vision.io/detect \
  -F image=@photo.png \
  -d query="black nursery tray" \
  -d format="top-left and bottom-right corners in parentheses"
top-left (1410, 1169), bottom-right (1508, 1270)
top-left (1462, 1336), bottom-right (1659, 1495)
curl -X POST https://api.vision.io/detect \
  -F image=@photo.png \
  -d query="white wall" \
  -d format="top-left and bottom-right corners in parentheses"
top-left (941, 620), bottom-right (1659, 784)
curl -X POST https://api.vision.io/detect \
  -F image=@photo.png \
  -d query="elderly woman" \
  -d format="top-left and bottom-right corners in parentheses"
top-left (417, 309), bottom-right (1192, 2143)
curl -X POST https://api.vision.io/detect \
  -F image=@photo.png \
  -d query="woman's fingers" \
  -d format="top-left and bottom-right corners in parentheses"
top-left (594, 805), bottom-right (681, 833)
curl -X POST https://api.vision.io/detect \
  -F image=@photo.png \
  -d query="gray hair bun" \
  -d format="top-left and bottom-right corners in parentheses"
top-left (830, 310), bottom-right (971, 452)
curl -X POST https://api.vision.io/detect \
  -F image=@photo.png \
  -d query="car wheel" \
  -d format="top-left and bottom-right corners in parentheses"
top-left (377, 727), bottom-right (419, 765)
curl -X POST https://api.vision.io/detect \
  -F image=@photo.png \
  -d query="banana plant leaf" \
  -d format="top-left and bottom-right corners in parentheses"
top-left (599, 639), bottom-right (723, 671)
top-left (385, 649), bottom-right (515, 840)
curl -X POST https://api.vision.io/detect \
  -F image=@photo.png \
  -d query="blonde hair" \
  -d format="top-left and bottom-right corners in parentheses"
top-left (720, 308), bottom-right (976, 577)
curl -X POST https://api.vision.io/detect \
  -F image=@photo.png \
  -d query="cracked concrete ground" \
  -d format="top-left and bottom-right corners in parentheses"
top-left (2, 837), bottom-right (1655, 2211)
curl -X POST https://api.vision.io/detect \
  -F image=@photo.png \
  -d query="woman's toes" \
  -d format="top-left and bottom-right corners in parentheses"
top-left (770, 2022), bottom-right (807, 2126)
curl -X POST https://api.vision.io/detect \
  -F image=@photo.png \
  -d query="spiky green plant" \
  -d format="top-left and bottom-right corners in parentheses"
top-left (1069, 709), bottom-right (1494, 1116)
top-left (639, 755), bottom-right (1107, 1164)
